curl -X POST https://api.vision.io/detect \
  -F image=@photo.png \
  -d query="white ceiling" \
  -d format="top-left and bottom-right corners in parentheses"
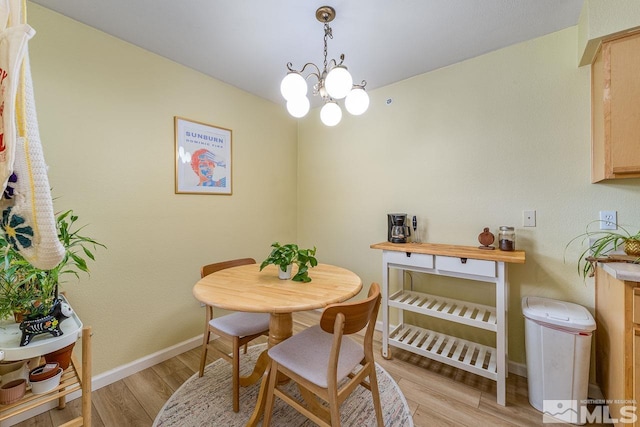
top-left (30, 0), bottom-right (584, 105)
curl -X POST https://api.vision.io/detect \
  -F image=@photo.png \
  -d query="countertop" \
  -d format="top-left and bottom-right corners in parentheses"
top-left (370, 241), bottom-right (525, 263)
top-left (601, 262), bottom-right (640, 282)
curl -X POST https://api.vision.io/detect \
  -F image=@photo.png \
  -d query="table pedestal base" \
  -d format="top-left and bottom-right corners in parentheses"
top-left (268, 312), bottom-right (293, 346)
top-left (245, 312), bottom-right (293, 426)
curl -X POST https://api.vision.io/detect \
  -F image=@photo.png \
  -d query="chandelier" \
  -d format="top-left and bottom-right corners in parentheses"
top-left (280, 6), bottom-right (369, 126)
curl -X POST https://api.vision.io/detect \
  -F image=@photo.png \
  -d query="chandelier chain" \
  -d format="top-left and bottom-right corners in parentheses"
top-left (323, 23), bottom-right (332, 72)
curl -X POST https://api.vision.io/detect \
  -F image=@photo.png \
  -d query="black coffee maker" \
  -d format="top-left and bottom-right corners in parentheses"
top-left (387, 213), bottom-right (411, 243)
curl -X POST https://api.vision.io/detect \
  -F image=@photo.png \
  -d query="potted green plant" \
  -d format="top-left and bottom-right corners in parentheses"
top-left (260, 242), bottom-right (318, 283)
top-left (0, 210), bottom-right (105, 322)
top-left (566, 221), bottom-right (640, 279)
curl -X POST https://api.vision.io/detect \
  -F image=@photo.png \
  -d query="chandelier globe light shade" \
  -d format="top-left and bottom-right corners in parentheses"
top-left (320, 101), bottom-right (342, 126)
top-left (286, 96), bottom-right (310, 118)
top-left (280, 72), bottom-right (308, 101)
top-left (345, 86), bottom-right (370, 115)
top-left (280, 6), bottom-right (368, 126)
top-left (324, 66), bottom-right (353, 99)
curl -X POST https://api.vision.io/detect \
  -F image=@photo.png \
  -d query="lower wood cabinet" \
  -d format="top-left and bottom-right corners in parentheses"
top-left (595, 265), bottom-right (639, 426)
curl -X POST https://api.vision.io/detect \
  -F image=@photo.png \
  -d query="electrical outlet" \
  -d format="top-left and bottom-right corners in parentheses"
top-left (599, 210), bottom-right (617, 230)
top-left (523, 210), bottom-right (536, 227)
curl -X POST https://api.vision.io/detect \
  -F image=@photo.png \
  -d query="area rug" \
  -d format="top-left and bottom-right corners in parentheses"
top-left (154, 344), bottom-right (413, 426)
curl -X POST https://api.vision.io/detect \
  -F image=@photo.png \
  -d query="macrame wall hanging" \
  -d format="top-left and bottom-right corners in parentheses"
top-left (0, 0), bottom-right (65, 269)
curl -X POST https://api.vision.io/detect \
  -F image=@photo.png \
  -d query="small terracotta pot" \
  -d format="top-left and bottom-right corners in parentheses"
top-left (29, 362), bottom-right (60, 382)
top-left (44, 342), bottom-right (75, 370)
top-left (13, 311), bottom-right (24, 323)
top-left (0, 379), bottom-right (26, 404)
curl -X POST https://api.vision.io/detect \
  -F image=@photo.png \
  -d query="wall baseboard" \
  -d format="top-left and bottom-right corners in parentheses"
top-left (91, 336), bottom-right (203, 390)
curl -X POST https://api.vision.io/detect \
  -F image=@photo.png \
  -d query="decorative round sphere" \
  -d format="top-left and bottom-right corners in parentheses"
top-left (320, 102), bottom-right (342, 126)
top-left (478, 227), bottom-right (495, 246)
top-left (286, 96), bottom-right (310, 118)
top-left (280, 73), bottom-right (307, 101)
top-left (324, 66), bottom-right (353, 99)
top-left (345, 87), bottom-right (370, 115)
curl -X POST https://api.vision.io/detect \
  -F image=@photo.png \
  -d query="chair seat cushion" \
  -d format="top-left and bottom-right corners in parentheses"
top-left (268, 325), bottom-right (364, 388)
top-left (210, 312), bottom-right (270, 337)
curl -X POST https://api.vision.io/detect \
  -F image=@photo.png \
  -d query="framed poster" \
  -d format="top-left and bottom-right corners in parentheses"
top-left (174, 117), bottom-right (232, 195)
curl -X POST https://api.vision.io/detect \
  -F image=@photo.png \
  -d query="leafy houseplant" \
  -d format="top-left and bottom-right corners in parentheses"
top-left (0, 210), bottom-right (105, 321)
top-left (566, 221), bottom-right (640, 279)
top-left (260, 242), bottom-right (318, 283)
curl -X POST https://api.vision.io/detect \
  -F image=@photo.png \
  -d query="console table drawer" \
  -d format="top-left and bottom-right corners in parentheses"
top-left (384, 250), bottom-right (434, 269)
top-left (435, 255), bottom-right (496, 278)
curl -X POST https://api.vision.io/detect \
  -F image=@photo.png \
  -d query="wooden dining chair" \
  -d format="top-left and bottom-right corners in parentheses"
top-left (262, 282), bottom-right (383, 427)
top-left (198, 258), bottom-right (270, 413)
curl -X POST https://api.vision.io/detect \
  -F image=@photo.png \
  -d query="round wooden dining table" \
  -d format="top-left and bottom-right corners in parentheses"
top-left (192, 262), bottom-right (363, 425)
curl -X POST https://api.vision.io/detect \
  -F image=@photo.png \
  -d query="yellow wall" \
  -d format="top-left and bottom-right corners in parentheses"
top-left (26, 2), bottom-right (640, 375)
top-left (297, 26), bottom-right (640, 364)
top-left (28, 4), bottom-right (298, 374)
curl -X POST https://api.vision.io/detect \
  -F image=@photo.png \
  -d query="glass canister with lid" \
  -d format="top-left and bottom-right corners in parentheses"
top-left (498, 226), bottom-right (515, 251)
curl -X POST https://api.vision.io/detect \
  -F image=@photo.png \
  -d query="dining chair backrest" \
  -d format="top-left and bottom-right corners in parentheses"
top-left (319, 282), bottom-right (381, 336)
top-left (201, 257), bottom-right (256, 278)
top-left (262, 282), bottom-right (384, 427)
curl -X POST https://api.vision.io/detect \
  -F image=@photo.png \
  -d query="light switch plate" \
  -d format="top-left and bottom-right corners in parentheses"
top-left (523, 210), bottom-right (536, 227)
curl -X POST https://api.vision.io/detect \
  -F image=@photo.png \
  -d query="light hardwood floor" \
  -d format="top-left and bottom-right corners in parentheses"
top-left (13, 311), bottom-right (607, 426)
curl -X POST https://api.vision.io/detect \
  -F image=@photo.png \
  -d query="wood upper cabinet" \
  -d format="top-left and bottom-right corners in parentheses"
top-left (591, 31), bottom-right (640, 183)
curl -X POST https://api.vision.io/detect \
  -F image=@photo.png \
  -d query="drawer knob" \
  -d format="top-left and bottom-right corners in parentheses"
top-left (405, 252), bottom-right (412, 257)
top-left (460, 258), bottom-right (468, 264)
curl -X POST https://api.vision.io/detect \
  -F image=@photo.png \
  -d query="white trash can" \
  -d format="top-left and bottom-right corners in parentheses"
top-left (522, 296), bottom-right (596, 425)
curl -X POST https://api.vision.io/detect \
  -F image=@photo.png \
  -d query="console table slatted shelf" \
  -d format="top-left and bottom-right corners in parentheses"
top-left (389, 290), bottom-right (498, 331)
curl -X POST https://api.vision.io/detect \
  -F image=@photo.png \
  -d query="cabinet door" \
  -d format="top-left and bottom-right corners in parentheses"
top-left (592, 31), bottom-right (640, 182)
top-left (635, 328), bottom-right (640, 427)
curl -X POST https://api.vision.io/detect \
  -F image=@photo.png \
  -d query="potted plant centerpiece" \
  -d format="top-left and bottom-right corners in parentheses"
top-left (0, 210), bottom-right (105, 323)
top-left (260, 242), bottom-right (318, 282)
top-left (566, 221), bottom-right (640, 278)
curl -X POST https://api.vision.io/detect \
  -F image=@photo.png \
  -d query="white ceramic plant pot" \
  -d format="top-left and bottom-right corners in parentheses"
top-left (30, 367), bottom-right (63, 395)
top-left (278, 265), bottom-right (292, 280)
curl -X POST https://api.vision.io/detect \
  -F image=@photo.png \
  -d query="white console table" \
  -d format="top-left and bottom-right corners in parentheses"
top-left (371, 241), bottom-right (525, 406)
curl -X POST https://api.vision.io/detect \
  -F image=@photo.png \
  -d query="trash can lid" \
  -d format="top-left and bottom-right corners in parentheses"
top-left (522, 296), bottom-right (596, 331)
